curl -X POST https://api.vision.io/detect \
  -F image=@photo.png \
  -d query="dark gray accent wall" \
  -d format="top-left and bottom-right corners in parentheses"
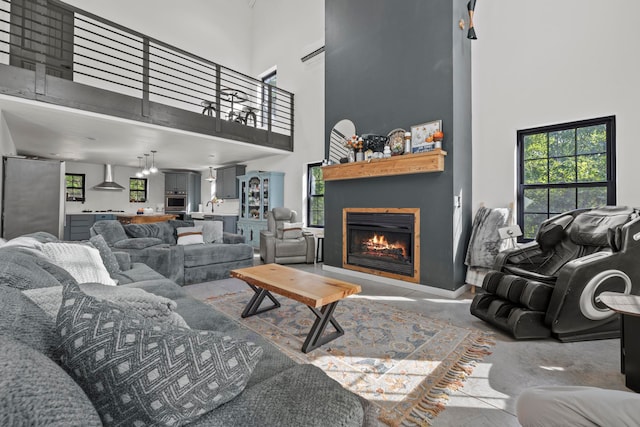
top-left (325, 0), bottom-right (472, 291)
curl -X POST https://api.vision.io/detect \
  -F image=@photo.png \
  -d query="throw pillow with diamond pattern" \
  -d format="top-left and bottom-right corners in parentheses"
top-left (55, 282), bottom-right (263, 427)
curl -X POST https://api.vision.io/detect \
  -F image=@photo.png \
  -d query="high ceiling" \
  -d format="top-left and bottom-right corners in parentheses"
top-left (0, 95), bottom-right (288, 171)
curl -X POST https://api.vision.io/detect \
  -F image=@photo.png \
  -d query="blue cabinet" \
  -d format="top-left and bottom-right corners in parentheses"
top-left (64, 214), bottom-right (115, 241)
top-left (237, 171), bottom-right (284, 248)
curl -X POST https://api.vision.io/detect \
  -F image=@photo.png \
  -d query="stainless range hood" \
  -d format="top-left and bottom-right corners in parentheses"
top-left (93, 164), bottom-right (125, 191)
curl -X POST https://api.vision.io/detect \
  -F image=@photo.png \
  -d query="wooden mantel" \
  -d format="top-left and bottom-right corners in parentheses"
top-left (322, 149), bottom-right (447, 181)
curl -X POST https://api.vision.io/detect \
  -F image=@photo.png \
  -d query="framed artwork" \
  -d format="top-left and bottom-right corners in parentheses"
top-left (411, 120), bottom-right (442, 153)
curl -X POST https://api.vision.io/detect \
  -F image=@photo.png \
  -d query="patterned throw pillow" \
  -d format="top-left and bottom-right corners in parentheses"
top-left (89, 234), bottom-right (121, 275)
top-left (282, 222), bottom-right (303, 239)
top-left (176, 226), bottom-right (204, 245)
top-left (56, 283), bottom-right (263, 427)
top-left (42, 242), bottom-right (117, 286)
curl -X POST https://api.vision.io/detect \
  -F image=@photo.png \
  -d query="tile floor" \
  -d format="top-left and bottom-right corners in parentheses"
top-left (183, 260), bottom-right (628, 427)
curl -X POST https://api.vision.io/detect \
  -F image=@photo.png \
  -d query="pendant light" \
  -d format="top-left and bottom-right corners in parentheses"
top-left (205, 166), bottom-right (216, 182)
top-left (142, 153), bottom-right (150, 175)
top-left (149, 150), bottom-right (158, 174)
top-left (135, 156), bottom-right (144, 178)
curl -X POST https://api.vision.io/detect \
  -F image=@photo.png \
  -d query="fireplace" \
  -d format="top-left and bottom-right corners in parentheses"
top-left (343, 208), bottom-right (420, 283)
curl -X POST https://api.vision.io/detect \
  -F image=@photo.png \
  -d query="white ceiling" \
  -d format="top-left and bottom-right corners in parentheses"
top-left (0, 95), bottom-right (289, 171)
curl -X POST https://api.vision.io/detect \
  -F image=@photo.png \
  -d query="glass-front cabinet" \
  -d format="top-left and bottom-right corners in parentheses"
top-left (237, 171), bottom-right (284, 248)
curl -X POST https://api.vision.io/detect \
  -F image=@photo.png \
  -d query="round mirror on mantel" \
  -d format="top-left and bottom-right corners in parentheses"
top-left (328, 119), bottom-right (356, 164)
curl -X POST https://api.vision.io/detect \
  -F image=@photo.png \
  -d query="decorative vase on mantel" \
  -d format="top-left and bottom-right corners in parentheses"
top-left (355, 149), bottom-right (364, 162)
top-left (348, 150), bottom-right (355, 163)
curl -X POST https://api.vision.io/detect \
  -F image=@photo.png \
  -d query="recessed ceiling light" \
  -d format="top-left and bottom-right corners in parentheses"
top-left (208, 154), bottom-right (216, 158)
top-left (86, 136), bottom-right (96, 141)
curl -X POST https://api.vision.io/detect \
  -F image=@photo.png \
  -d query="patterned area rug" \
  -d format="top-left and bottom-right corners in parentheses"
top-left (205, 290), bottom-right (494, 426)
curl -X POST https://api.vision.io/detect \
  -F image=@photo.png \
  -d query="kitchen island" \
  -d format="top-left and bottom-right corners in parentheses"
top-left (116, 213), bottom-right (177, 225)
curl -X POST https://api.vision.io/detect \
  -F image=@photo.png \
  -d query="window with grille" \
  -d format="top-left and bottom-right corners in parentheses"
top-left (517, 116), bottom-right (616, 240)
top-left (307, 162), bottom-right (324, 227)
top-left (65, 173), bottom-right (85, 202)
top-left (129, 178), bottom-right (147, 203)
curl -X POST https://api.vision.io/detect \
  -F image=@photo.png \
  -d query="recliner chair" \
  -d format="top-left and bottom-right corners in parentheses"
top-left (259, 207), bottom-right (315, 264)
top-left (470, 206), bottom-right (640, 341)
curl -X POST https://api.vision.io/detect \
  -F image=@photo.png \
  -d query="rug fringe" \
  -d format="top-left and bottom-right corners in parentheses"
top-left (379, 332), bottom-right (495, 426)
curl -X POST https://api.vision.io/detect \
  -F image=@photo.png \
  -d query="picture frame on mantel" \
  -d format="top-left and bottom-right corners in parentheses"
top-left (411, 120), bottom-right (442, 153)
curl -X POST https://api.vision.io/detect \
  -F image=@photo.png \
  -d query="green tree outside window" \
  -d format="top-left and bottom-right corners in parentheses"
top-left (130, 178), bottom-right (147, 203)
top-left (518, 117), bottom-right (615, 240)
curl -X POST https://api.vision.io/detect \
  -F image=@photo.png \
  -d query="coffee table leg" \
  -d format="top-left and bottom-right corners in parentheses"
top-left (302, 301), bottom-right (345, 353)
top-left (241, 284), bottom-right (281, 318)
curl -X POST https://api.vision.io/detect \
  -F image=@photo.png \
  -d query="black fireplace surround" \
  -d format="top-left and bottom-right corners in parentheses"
top-left (345, 212), bottom-right (415, 277)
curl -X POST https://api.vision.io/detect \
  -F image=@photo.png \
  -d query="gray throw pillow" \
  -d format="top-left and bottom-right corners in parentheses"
top-left (56, 282), bottom-right (263, 427)
top-left (89, 234), bottom-right (121, 275)
top-left (124, 222), bottom-right (176, 245)
top-left (193, 220), bottom-right (224, 243)
top-left (0, 335), bottom-right (102, 427)
top-left (23, 284), bottom-right (190, 329)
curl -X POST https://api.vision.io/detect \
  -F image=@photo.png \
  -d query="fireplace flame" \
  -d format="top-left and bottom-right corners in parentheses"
top-left (365, 234), bottom-right (407, 257)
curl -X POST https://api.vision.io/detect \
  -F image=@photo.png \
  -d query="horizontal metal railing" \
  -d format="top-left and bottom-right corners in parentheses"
top-left (0, 0), bottom-right (294, 139)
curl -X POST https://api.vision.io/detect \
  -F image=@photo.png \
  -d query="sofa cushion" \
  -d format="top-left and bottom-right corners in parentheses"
top-left (42, 242), bottom-right (117, 286)
top-left (194, 220), bottom-right (224, 243)
top-left (177, 226), bottom-right (205, 246)
top-left (91, 220), bottom-right (128, 246)
top-left (113, 237), bottom-right (164, 250)
top-left (0, 286), bottom-right (60, 360)
top-left (89, 234), bottom-right (121, 275)
top-left (125, 221), bottom-right (176, 245)
top-left (0, 335), bottom-right (102, 427)
top-left (190, 364), bottom-right (365, 427)
top-left (56, 282), bottom-right (263, 427)
top-left (183, 243), bottom-right (253, 268)
top-left (23, 283), bottom-right (189, 328)
top-left (0, 248), bottom-right (77, 291)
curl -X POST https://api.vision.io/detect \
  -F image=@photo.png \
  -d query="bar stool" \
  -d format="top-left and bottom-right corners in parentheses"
top-left (316, 233), bottom-right (324, 263)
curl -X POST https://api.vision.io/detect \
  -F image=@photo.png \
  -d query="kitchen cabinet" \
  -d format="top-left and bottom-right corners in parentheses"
top-left (64, 214), bottom-right (115, 241)
top-left (165, 173), bottom-right (188, 194)
top-left (215, 165), bottom-right (245, 199)
top-left (236, 171), bottom-right (284, 248)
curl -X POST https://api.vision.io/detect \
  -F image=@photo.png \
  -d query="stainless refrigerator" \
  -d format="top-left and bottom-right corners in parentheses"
top-left (2, 156), bottom-right (65, 240)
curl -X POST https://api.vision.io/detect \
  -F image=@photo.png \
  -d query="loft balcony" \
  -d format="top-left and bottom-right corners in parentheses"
top-left (0, 0), bottom-right (294, 153)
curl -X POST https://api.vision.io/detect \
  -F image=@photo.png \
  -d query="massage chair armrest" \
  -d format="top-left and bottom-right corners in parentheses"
top-left (223, 232), bottom-right (246, 244)
top-left (544, 250), bottom-right (633, 334)
top-left (619, 215), bottom-right (640, 252)
top-left (493, 241), bottom-right (542, 270)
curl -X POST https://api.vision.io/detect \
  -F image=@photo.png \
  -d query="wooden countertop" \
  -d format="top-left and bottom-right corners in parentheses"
top-left (116, 213), bottom-right (177, 224)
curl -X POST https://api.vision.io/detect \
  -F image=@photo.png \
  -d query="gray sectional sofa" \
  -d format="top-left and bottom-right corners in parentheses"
top-left (90, 220), bottom-right (254, 285)
top-left (0, 232), bottom-right (375, 426)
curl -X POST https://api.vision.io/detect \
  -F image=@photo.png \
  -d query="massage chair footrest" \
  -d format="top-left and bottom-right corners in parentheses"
top-left (470, 293), bottom-right (552, 339)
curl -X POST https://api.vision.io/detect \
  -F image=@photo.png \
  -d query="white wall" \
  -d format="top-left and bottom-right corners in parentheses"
top-left (244, 0), bottom-right (325, 219)
top-left (64, 161), bottom-right (165, 213)
top-left (63, 0), bottom-right (254, 74)
top-left (472, 0), bottom-right (640, 210)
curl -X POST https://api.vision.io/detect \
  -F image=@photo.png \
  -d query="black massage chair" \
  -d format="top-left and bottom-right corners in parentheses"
top-left (470, 206), bottom-right (640, 341)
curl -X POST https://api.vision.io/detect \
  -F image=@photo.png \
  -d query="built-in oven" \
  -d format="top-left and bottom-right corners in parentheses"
top-left (165, 194), bottom-right (187, 212)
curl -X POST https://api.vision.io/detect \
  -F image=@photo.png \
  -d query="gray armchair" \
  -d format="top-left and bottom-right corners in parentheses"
top-left (259, 207), bottom-right (315, 264)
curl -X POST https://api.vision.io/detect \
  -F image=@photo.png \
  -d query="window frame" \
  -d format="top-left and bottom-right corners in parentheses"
top-left (65, 173), bottom-right (85, 202)
top-left (129, 177), bottom-right (148, 203)
top-left (307, 162), bottom-right (324, 228)
top-left (517, 115), bottom-right (616, 241)
top-left (261, 69), bottom-right (277, 127)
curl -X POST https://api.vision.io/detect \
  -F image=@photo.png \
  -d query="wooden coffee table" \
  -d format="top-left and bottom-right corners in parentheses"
top-left (230, 264), bottom-right (361, 353)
